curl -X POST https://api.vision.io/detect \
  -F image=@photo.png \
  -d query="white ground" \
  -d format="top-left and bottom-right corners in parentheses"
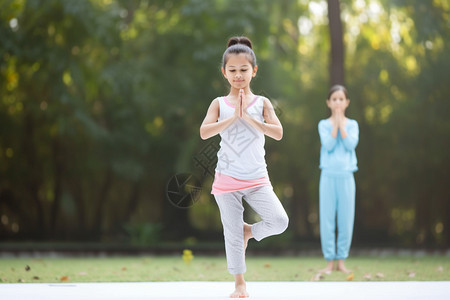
top-left (0, 281), bottom-right (449, 300)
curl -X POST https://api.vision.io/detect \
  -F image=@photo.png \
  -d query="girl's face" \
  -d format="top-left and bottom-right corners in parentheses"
top-left (222, 53), bottom-right (257, 90)
top-left (327, 90), bottom-right (349, 111)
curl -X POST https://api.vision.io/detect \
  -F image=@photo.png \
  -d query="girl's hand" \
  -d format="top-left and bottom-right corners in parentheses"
top-left (332, 108), bottom-right (343, 126)
top-left (330, 108), bottom-right (344, 138)
top-left (234, 90), bottom-right (243, 118)
top-left (239, 89), bottom-right (245, 118)
top-left (338, 109), bottom-right (347, 128)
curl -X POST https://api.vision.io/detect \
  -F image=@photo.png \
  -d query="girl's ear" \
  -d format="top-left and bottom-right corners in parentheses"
top-left (221, 67), bottom-right (227, 78)
top-left (252, 65), bottom-right (258, 77)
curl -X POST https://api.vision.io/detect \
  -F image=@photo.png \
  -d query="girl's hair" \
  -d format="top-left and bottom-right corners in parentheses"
top-left (328, 84), bottom-right (348, 99)
top-left (222, 36), bottom-right (257, 68)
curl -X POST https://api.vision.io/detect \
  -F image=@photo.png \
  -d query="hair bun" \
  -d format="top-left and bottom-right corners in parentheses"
top-left (227, 36), bottom-right (253, 49)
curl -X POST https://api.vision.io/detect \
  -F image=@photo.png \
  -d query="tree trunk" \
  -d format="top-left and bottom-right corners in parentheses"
top-left (292, 175), bottom-right (312, 238)
top-left (443, 183), bottom-right (450, 246)
top-left (24, 114), bottom-right (45, 237)
top-left (327, 0), bottom-right (345, 86)
top-left (93, 168), bottom-right (112, 239)
top-left (72, 180), bottom-right (87, 238)
top-left (50, 137), bottom-right (63, 235)
top-left (125, 181), bottom-right (141, 221)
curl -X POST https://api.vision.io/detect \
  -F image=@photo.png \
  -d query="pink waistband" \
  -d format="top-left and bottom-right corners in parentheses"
top-left (211, 172), bottom-right (271, 195)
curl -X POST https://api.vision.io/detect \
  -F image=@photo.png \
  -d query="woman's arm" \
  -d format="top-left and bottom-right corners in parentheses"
top-left (200, 98), bottom-right (238, 140)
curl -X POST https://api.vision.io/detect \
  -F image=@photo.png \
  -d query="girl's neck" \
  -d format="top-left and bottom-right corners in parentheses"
top-left (330, 112), bottom-right (347, 118)
top-left (228, 87), bottom-right (253, 97)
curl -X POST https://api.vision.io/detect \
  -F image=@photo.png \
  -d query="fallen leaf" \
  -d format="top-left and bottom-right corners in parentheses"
top-left (121, 267), bottom-right (127, 271)
top-left (60, 276), bottom-right (70, 282)
top-left (363, 273), bottom-right (372, 280)
top-left (25, 265), bottom-right (31, 272)
top-left (436, 266), bottom-right (443, 272)
top-left (32, 276), bottom-right (40, 280)
top-left (408, 271), bottom-right (416, 278)
top-left (376, 272), bottom-right (385, 278)
top-left (264, 263), bottom-right (271, 268)
top-left (346, 273), bottom-right (354, 281)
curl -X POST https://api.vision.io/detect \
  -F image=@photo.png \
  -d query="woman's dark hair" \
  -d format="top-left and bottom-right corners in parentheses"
top-left (222, 36), bottom-right (257, 68)
top-left (328, 84), bottom-right (348, 99)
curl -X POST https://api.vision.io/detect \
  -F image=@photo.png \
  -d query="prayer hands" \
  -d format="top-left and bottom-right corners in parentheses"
top-left (332, 108), bottom-right (346, 129)
top-left (234, 89), bottom-right (248, 119)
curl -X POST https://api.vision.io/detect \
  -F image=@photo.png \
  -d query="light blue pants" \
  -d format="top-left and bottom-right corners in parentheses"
top-left (214, 185), bottom-right (289, 274)
top-left (319, 171), bottom-right (355, 261)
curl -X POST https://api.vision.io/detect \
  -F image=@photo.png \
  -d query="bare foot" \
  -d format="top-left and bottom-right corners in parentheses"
top-left (232, 275), bottom-right (249, 298)
top-left (337, 260), bottom-right (352, 273)
top-left (318, 261), bottom-right (334, 274)
top-left (230, 283), bottom-right (249, 298)
top-left (243, 223), bottom-right (253, 250)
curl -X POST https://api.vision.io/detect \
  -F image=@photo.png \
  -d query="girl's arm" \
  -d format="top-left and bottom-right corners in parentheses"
top-left (319, 120), bottom-right (337, 151)
top-left (341, 120), bottom-right (359, 150)
top-left (200, 99), bottom-right (238, 140)
top-left (243, 98), bottom-right (283, 141)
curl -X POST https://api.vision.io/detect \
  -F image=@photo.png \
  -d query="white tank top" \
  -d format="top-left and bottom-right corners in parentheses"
top-left (215, 96), bottom-right (268, 180)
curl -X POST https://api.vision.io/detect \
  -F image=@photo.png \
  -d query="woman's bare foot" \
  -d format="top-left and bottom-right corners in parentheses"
top-left (232, 274), bottom-right (249, 298)
top-left (337, 259), bottom-right (352, 273)
top-left (318, 260), bottom-right (334, 274)
top-left (243, 223), bottom-right (253, 250)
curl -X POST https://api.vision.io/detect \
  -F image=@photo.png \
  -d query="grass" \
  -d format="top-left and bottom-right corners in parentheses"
top-left (0, 256), bottom-right (449, 283)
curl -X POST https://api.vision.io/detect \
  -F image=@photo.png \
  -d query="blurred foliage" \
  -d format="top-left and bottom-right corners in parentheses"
top-left (123, 222), bottom-right (162, 245)
top-left (0, 0), bottom-right (449, 247)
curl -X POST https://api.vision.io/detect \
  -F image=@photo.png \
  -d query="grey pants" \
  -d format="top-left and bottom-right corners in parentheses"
top-left (214, 185), bottom-right (289, 274)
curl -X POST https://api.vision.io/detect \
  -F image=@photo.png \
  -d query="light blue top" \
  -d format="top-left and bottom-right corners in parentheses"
top-left (318, 118), bottom-right (359, 174)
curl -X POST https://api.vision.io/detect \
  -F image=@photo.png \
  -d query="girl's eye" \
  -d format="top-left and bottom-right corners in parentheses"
top-left (241, 69), bottom-right (248, 72)
top-left (229, 70), bottom-right (236, 72)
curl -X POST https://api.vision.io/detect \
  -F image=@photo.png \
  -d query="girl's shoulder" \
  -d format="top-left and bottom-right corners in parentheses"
top-left (212, 96), bottom-right (227, 106)
top-left (251, 94), bottom-right (267, 104)
top-left (207, 97), bottom-right (223, 111)
top-left (247, 94), bottom-right (267, 109)
top-left (346, 118), bottom-right (359, 127)
top-left (255, 94), bottom-right (268, 100)
top-left (318, 118), bottom-right (331, 126)
top-left (214, 96), bottom-right (226, 102)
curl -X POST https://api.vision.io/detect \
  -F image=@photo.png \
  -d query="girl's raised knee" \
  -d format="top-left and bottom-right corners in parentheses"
top-left (280, 214), bottom-right (289, 233)
top-left (272, 213), bottom-right (289, 234)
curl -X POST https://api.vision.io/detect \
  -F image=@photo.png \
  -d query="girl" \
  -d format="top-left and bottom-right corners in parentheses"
top-left (318, 85), bottom-right (359, 274)
top-left (200, 36), bottom-right (289, 298)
